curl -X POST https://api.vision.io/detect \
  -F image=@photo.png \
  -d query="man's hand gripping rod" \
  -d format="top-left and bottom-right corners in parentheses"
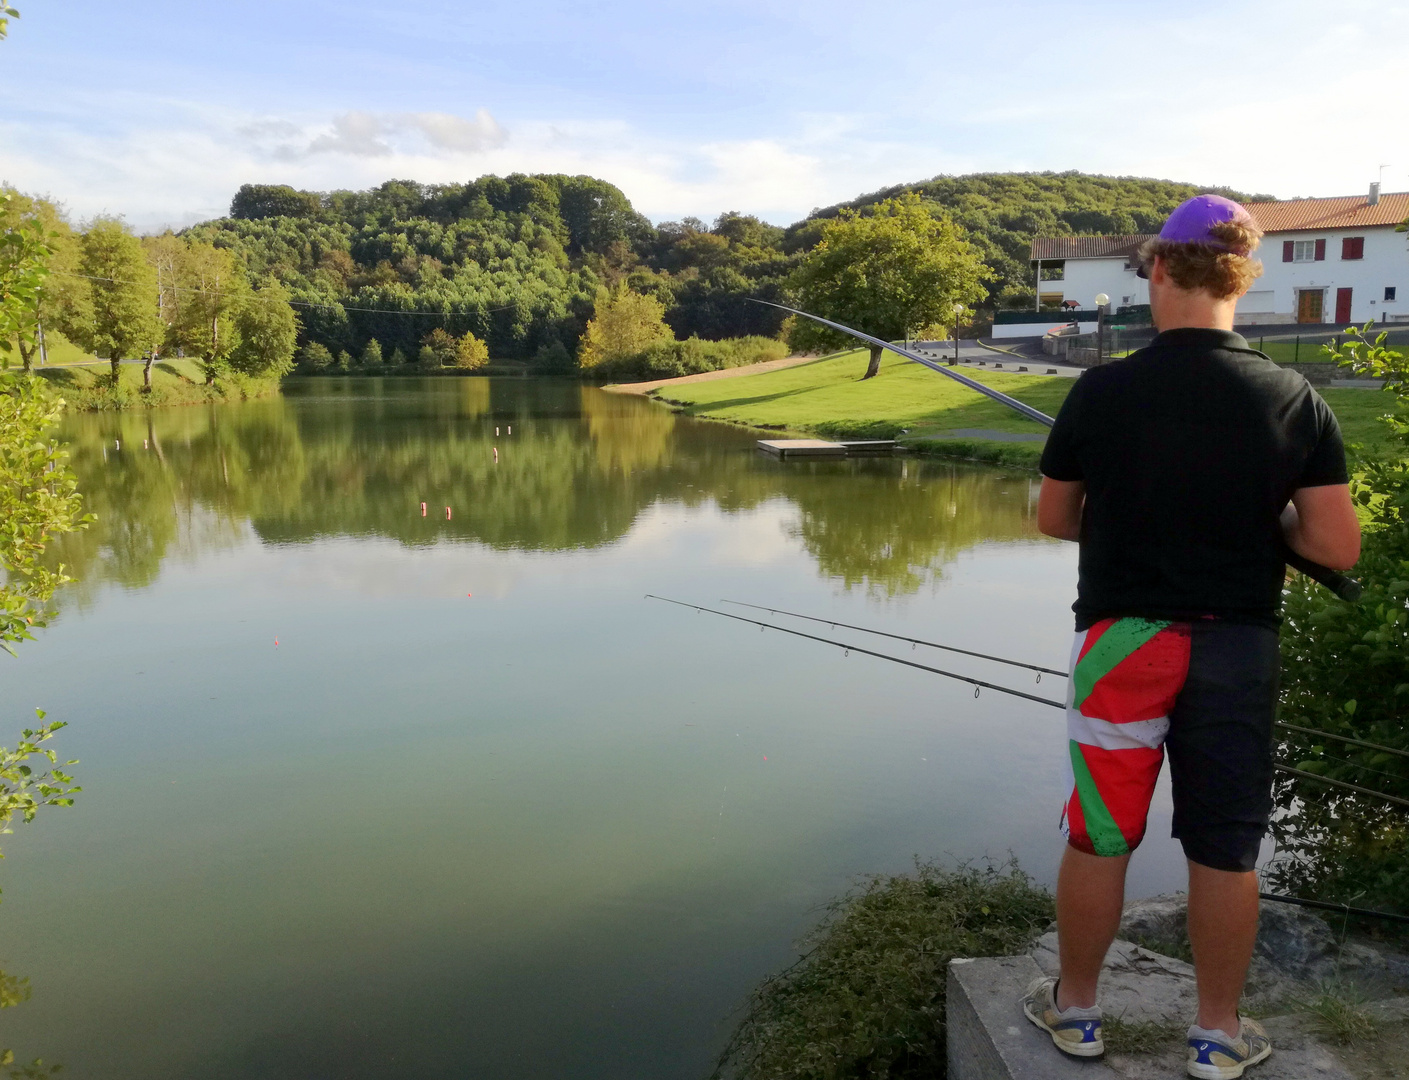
top-left (752, 299), bottom-right (1362, 602)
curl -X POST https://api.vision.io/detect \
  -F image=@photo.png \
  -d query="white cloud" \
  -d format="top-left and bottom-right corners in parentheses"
top-left (257, 108), bottom-right (510, 160)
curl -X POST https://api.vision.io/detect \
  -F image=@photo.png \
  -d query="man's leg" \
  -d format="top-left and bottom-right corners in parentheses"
top-left (1056, 845), bottom-right (1130, 1009)
top-left (1187, 860), bottom-right (1259, 1035)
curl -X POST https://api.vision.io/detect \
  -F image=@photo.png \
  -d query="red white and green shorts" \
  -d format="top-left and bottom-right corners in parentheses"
top-left (1061, 616), bottom-right (1279, 872)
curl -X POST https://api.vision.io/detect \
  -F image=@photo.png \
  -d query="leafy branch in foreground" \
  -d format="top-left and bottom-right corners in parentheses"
top-left (1269, 327), bottom-right (1409, 916)
top-left (0, 711), bottom-right (80, 843)
top-left (0, 371), bottom-right (89, 654)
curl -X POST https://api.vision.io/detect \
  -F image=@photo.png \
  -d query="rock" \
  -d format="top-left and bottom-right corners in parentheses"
top-left (1118, 893), bottom-right (1397, 991)
top-left (1030, 932), bottom-right (1199, 1024)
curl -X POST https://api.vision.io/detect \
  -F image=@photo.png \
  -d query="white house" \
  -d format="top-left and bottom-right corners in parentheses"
top-left (1027, 186), bottom-right (1409, 327)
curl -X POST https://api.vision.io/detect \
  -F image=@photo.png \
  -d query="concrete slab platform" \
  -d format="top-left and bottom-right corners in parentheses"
top-left (757, 439), bottom-right (846, 457)
top-left (947, 955), bottom-right (1095, 1079)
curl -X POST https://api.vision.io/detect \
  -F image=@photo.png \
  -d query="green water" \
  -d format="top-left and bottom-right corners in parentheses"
top-left (1, 378), bottom-right (1184, 1077)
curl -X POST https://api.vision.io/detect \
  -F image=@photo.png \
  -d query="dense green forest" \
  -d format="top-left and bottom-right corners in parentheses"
top-left (186, 171), bottom-right (1263, 366)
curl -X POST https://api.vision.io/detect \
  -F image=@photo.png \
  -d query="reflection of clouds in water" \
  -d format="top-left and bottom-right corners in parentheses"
top-left (244, 498), bottom-right (802, 602)
top-left (615, 499), bottom-right (800, 569)
top-left (254, 538), bottom-right (533, 601)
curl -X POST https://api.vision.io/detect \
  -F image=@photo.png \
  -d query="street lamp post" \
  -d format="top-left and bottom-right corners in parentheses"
top-left (1094, 293), bottom-right (1110, 364)
top-left (951, 302), bottom-right (964, 366)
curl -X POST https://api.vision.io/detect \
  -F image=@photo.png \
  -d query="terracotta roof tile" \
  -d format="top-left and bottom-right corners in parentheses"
top-left (1246, 192), bottom-right (1409, 233)
top-left (1030, 235), bottom-right (1154, 261)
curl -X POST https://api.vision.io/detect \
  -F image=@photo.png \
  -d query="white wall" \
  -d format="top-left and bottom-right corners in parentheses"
top-left (992, 319), bottom-right (1097, 340)
top-left (1240, 226), bottom-right (1409, 325)
top-left (1040, 228), bottom-right (1408, 326)
top-left (1056, 257), bottom-right (1149, 311)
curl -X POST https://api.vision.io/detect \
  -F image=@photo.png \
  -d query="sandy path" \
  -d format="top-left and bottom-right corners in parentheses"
top-left (603, 354), bottom-right (821, 395)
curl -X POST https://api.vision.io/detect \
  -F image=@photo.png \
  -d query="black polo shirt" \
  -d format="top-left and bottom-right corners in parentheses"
top-left (1040, 328), bottom-right (1348, 630)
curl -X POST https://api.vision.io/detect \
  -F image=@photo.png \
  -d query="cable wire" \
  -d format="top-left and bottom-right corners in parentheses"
top-left (1276, 721), bottom-right (1409, 761)
top-left (51, 271), bottom-right (521, 318)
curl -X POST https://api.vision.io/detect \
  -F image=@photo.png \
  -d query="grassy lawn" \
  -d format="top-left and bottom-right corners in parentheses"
top-left (652, 347), bottom-right (1404, 466)
top-left (36, 356), bottom-right (274, 409)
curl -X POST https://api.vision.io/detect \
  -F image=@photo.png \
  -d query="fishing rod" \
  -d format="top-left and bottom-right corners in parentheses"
top-left (749, 300), bottom-right (1363, 603)
top-left (644, 595), bottom-right (1065, 708)
top-left (655, 595), bottom-right (1409, 806)
top-left (649, 597), bottom-right (1409, 922)
top-left (717, 601), bottom-right (1409, 763)
top-left (718, 598), bottom-right (1066, 678)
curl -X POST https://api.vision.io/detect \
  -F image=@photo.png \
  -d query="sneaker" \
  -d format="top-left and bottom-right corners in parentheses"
top-left (1020, 975), bottom-right (1104, 1058)
top-left (1186, 1016), bottom-right (1272, 1079)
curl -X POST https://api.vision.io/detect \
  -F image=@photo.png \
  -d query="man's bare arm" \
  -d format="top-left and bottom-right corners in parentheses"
top-left (1281, 484), bottom-right (1360, 570)
top-left (1038, 478), bottom-right (1085, 541)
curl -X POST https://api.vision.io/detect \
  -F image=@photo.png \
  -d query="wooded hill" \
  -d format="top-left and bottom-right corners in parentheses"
top-left (188, 171), bottom-right (1267, 365)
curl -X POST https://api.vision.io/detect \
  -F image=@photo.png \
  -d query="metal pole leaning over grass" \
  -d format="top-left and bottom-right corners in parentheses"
top-left (748, 300), bottom-right (1362, 602)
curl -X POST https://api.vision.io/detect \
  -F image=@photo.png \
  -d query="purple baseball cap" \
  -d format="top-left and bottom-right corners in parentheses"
top-left (1136, 194), bottom-right (1256, 277)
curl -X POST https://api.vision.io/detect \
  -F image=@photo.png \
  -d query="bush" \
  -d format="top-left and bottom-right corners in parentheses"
top-left (1267, 325), bottom-right (1409, 918)
top-left (588, 335), bottom-right (788, 382)
top-left (712, 861), bottom-right (1053, 1080)
top-left (299, 342), bottom-right (333, 373)
top-left (453, 331), bottom-right (490, 370)
top-left (533, 339), bottom-right (573, 372)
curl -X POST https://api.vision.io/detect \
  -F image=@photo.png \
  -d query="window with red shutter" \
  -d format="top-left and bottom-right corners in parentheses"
top-left (1314, 239), bottom-right (1326, 261)
top-left (1341, 237), bottom-right (1364, 260)
top-left (1283, 240), bottom-right (1294, 262)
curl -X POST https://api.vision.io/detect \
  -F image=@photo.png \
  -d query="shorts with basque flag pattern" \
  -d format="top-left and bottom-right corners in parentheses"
top-left (1061, 616), bottom-right (1279, 872)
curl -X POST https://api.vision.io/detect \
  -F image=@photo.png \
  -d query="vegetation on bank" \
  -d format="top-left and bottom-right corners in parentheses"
top-left (712, 861), bottom-right (1053, 1080)
top-left (167, 171), bottom-right (1254, 367)
top-left (34, 357), bottom-right (278, 409)
top-left (645, 347), bottom-right (1405, 467)
top-left (1271, 325), bottom-right (1409, 920)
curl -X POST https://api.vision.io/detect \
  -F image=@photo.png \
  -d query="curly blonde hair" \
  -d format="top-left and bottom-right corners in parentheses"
top-left (1138, 220), bottom-right (1263, 300)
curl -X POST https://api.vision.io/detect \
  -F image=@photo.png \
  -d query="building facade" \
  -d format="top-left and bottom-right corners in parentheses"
top-left (1029, 188), bottom-right (1409, 327)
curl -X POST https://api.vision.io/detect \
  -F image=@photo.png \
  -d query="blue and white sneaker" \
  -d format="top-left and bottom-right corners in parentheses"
top-left (1187, 1016), bottom-right (1272, 1079)
top-left (1021, 976), bottom-right (1104, 1058)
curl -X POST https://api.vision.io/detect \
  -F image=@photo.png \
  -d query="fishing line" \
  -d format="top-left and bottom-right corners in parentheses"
top-left (651, 598), bottom-right (1409, 810)
top-left (718, 599), bottom-right (1066, 677)
top-left (645, 595), bottom-right (1065, 708)
top-left (649, 598), bottom-right (1409, 920)
top-left (746, 300), bottom-right (1363, 602)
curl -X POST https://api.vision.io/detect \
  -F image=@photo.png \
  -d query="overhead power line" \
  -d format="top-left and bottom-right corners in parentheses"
top-left (49, 271), bottom-right (522, 318)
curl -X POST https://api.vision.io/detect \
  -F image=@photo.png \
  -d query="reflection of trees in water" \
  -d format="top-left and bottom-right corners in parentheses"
top-left (50, 381), bottom-right (1042, 598)
top-left (786, 460), bottom-right (1040, 596)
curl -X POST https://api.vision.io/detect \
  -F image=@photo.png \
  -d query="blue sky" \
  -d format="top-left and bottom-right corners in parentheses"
top-left (4, 0), bottom-right (1407, 231)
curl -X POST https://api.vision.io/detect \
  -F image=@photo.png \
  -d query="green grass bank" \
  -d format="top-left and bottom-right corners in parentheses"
top-left (35, 357), bottom-right (278, 410)
top-left (645, 347), bottom-right (1402, 468)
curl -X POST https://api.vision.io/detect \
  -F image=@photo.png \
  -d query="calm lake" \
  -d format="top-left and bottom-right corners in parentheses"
top-left (5, 378), bottom-right (1189, 1077)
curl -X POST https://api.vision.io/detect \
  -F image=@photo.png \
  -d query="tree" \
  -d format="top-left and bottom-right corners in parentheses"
top-left (73, 218), bottom-right (162, 384)
top-left (230, 281), bottom-right (299, 378)
top-left (388, 347), bottom-right (408, 368)
top-left (453, 330), bottom-right (489, 370)
top-left (168, 240), bottom-right (246, 384)
top-left (416, 344), bottom-right (441, 371)
top-left (0, 190), bottom-right (83, 373)
top-left (360, 338), bottom-right (383, 368)
top-left (576, 287), bottom-right (673, 370)
top-left (786, 193), bottom-right (989, 379)
top-left (299, 341), bottom-right (333, 372)
top-left (230, 184), bottom-right (322, 221)
top-left (421, 327), bottom-right (458, 368)
top-left (0, 193), bottom-right (51, 372)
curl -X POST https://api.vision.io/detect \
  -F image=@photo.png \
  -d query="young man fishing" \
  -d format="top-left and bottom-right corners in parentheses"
top-left (1022, 194), bottom-right (1361, 1079)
